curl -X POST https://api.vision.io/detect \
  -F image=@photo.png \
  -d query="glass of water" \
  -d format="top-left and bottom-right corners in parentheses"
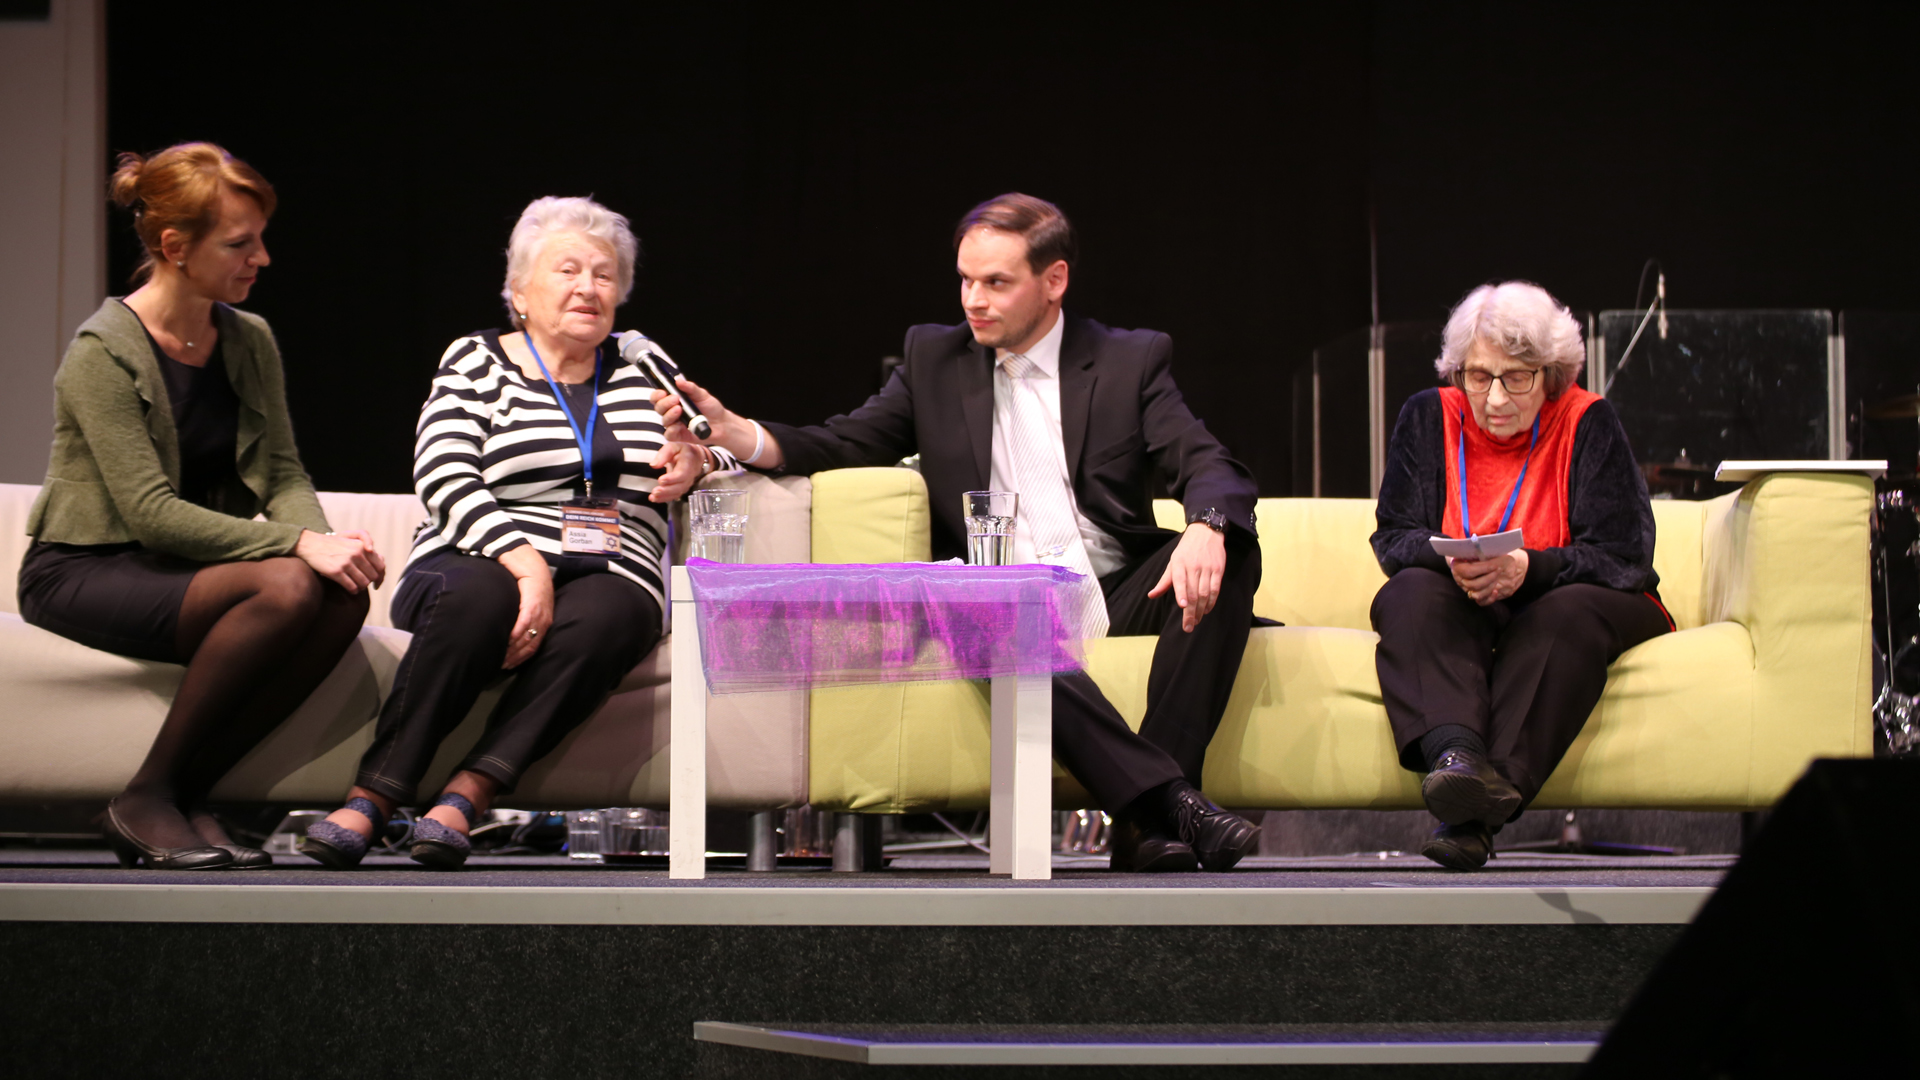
top-left (565, 809), bottom-right (604, 861)
top-left (604, 808), bottom-right (670, 856)
top-left (689, 487), bottom-right (749, 563)
top-left (963, 490), bottom-right (1017, 566)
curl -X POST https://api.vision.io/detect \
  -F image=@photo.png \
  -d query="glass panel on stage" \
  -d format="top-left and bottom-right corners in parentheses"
top-left (1378, 320), bottom-right (1447, 429)
top-left (1842, 310), bottom-right (1920, 477)
top-left (1843, 311), bottom-right (1920, 725)
top-left (1295, 328), bottom-right (1371, 497)
top-left (1595, 309), bottom-right (1834, 498)
top-left (1295, 322), bottom-right (1445, 498)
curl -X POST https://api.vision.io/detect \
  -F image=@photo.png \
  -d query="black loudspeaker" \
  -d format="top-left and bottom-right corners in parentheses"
top-left (1584, 759), bottom-right (1920, 1077)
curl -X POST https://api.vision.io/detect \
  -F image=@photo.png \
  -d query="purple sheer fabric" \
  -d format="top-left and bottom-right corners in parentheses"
top-left (684, 560), bottom-right (1093, 694)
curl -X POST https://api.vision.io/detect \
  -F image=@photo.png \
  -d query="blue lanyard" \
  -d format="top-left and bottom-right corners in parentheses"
top-left (1456, 414), bottom-right (1539, 538)
top-left (524, 336), bottom-right (603, 498)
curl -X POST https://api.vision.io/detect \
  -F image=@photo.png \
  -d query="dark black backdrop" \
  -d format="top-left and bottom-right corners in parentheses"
top-left (105, 4), bottom-right (1917, 496)
top-left (1370, 5), bottom-right (1920, 321)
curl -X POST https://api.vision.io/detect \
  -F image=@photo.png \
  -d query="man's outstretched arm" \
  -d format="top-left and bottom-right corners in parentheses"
top-left (651, 360), bottom-right (920, 476)
top-left (651, 376), bottom-right (788, 470)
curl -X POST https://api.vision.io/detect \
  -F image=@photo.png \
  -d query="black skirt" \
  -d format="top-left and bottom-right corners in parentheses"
top-left (16, 541), bottom-right (205, 664)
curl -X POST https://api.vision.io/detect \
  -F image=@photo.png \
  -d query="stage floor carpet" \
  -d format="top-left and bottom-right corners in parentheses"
top-left (0, 849), bottom-right (1721, 1077)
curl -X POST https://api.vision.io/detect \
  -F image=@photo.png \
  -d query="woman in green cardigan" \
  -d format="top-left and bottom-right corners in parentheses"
top-left (19, 143), bottom-right (386, 870)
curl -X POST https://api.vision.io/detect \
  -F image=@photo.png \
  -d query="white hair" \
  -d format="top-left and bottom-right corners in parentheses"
top-left (501, 196), bottom-right (639, 329)
top-left (1434, 281), bottom-right (1585, 397)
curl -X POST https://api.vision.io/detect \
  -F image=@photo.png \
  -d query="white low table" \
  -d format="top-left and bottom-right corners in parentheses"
top-left (668, 564), bottom-right (1057, 881)
top-left (1714, 459), bottom-right (1887, 481)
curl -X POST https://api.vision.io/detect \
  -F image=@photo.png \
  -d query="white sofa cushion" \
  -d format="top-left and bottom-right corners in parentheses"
top-left (0, 475), bottom-right (814, 810)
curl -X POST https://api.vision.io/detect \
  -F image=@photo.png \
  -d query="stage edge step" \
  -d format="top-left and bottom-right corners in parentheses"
top-left (692, 1021), bottom-right (1601, 1066)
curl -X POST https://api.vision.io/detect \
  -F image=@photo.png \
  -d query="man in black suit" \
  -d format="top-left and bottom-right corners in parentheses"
top-left (654, 193), bottom-right (1263, 872)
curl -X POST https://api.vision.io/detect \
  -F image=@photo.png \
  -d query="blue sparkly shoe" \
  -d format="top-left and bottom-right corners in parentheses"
top-left (299, 797), bottom-right (387, 870)
top-left (409, 792), bottom-right (480, 870)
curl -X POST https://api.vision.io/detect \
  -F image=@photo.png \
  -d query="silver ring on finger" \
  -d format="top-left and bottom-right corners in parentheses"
top-left (527, 629), bottom-right (539, 638)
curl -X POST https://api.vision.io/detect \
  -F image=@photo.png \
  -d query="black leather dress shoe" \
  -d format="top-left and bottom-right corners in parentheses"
top-left (1420, 749), bottom-right (1521, 828)
top-left (1108, 817), bottom-right (1199, 873)
top-left (1420, 821), bottom-right (1494, 871)
top-left (1167, 782), bottom-right (1260, 872)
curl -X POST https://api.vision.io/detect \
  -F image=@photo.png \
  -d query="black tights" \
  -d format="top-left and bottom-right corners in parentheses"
top-left (116, 557), bottom-right (369, 849)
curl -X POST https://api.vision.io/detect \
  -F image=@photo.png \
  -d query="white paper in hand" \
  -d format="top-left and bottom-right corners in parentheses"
top-left (1429, 529), bottom-right (1523, 561)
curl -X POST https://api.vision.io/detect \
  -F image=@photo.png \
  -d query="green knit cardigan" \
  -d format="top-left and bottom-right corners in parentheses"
top-left (27, 299), bottom-right (332, 562)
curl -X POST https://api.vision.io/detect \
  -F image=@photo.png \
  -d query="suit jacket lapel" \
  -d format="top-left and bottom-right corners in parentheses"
top-left (1058, 316), bottom-right (1096, 478)
top-left (958, 336), bottom-right (994, 489)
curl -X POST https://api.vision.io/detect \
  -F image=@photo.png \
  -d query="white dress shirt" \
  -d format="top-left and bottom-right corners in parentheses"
top-left (988, 311), bottom-right (1128, 579)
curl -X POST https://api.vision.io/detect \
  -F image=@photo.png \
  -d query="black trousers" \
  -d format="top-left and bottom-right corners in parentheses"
top-left (354, 549), bottom-right (662, 804)
top-left (1370, 567), bottom-right (1671, 812)
top-left (1051, 532), bottom-right (1263, 813)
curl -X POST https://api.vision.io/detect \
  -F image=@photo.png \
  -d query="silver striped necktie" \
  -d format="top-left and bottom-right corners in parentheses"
top-left (1002, 352), bottom-right (1110, 639)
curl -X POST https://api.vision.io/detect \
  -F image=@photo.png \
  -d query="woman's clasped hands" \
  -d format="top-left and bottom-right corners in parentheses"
top-left (293, 529), bottom-right (387, 594)
top-left (1449, 549), bottom-right (1529, 607)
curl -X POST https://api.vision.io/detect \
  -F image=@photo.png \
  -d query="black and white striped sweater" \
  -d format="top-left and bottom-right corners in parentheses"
top-left (406, 330), bottom-right (734, 605)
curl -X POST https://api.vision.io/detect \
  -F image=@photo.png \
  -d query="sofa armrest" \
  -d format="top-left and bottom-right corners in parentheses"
top-left (1701, 472), bottom-right (1875, 770)
top-left (0, 483), bottom-right (45, 616)
top-left (809, 468), bottom-right (932, 564)
top-left (675, 471), bottom-right (814, 565)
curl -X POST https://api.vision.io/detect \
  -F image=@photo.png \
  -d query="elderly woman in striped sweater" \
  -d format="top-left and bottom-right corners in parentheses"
top-left (302, 196), bottom-right (729, 870)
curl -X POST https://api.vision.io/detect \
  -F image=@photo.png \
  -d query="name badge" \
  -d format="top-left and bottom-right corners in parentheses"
top-left (560, 498), bottom-right (621, 557)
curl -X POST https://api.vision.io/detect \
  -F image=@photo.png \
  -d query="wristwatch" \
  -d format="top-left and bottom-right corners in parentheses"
top-left (1187, 507), bottom-right (1229, 534)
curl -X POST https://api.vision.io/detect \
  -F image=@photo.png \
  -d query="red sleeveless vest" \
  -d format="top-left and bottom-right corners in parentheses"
top-left (1439, 385), bottom-right (1600, 548)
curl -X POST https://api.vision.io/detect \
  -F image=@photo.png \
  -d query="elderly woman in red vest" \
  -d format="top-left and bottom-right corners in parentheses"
top-left (1370, 281), bottom-right (1674, 870)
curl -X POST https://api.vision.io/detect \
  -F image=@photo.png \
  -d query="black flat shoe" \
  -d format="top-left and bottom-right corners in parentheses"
top-left (186, 810), bottom-right (272, 869)
top-left (1421, 821), bottom-right (1494, 871)
top-left (103, 799), bottom-right (233, 872)
top-left (1168, 782), bottom-right (1261, 872)
top-left (214, 845), bottom-right (273, 870)
top-left (1420, 749), bottom-right (1522, 828)
top-left (1108, 817), bottom-right (1199, 873)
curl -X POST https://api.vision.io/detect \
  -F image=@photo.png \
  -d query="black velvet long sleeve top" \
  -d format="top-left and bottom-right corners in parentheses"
top-left (1370, 388), bottom-right (1661, 602)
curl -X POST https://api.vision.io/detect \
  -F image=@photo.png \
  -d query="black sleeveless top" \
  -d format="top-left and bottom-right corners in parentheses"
top-left (120, 299), bottom-right (241, 511)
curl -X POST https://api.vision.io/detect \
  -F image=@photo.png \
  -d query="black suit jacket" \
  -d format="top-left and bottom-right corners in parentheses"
top-left (763, 316), bottom-right (1259, 564)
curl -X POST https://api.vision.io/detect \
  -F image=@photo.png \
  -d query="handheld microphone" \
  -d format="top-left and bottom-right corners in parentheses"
top-left (617, 330), bottom-right (713, 440)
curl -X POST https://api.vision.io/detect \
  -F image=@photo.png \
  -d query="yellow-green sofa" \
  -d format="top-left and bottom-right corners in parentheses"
top-left (802, 468), bottom-right (1875, 814)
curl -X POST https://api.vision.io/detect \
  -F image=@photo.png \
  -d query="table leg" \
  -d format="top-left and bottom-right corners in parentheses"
top-left (669, 565), bottom-right (707, 880)
top-left (747, 811), bottom-right (778, 872)
top-left (989, 672), bottom-right (1053, 880)
top-left (833, 812), bottom-right (865, 872)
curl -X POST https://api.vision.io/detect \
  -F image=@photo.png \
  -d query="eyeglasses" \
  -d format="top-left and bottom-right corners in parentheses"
top-left (1460, 368), bottom-right (1539, 395)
